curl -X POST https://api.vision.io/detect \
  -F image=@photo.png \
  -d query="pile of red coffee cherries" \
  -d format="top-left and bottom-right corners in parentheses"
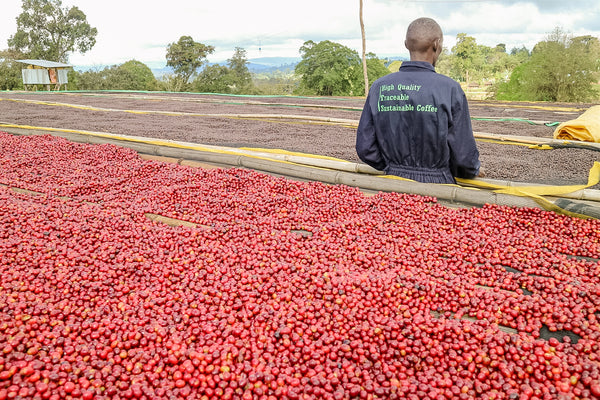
top-left (1, 133), bottom-right (599, 399)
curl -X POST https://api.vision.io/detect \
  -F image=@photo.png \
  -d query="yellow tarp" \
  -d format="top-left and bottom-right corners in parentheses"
top-left (553, 105), bottom-right (600, 142)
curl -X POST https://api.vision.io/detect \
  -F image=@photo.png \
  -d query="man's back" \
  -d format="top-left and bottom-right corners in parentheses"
top-left (356, 17), bottom-right (481, 184)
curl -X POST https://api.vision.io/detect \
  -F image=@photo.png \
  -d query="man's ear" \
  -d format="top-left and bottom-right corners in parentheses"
top-left (433, 38), bottom-right (440, 52)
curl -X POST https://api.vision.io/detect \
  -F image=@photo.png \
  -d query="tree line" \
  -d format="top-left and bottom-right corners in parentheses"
top-left (65, 44), bottom-right (255, 94)
top-left (1, 0), bottom-right (599, 102)
top-left (434, 28), bottom-right (600, 102)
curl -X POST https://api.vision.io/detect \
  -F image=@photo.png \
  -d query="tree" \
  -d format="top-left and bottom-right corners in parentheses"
top-left (227, 47), bottom-right (253, 93)
top-left (0, 49), bottom-right (26, 90)
top-left (106, 60), bottom-right (157, 91)
top-left (192, 47), bottom-right (254, 94)
top-left (67, 68), bottom-right (104, 90)
top-left (434, 48), bottom-right (452, 77)
top-left (510, 46), bottom-right (530, 61)
top-left (451, 33), bottom-right (483, 83)
top-left (496, 28), bottom-right (600, 102)
top-left (8, 0), bottom-right (97, 62)
top-left (483, 44), bottom-right (519, 81)
top-left (295, 40), bottom-right (363, 96)
top-left (166, 36), bottom-right (214, 89)
top-left (493, 63), bottom-right (530, 101)
top-left (158, 73), bottom-right (187, 92)
top-left (252, 70), bottom-right (299, 95)
top-left (68, 60), bottom-right (157, 91)
top-left (436, 35), bottom-right (530, 91)
top-left (387, 60), bottom-right (402, 73)
top-left (193, 64), bottom-right (233, 93)
top-left (358, 53), bottom-right (390, 94)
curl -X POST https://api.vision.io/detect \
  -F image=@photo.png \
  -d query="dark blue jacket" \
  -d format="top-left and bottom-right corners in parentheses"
top-left (356, 61), bottom-right (480, 184)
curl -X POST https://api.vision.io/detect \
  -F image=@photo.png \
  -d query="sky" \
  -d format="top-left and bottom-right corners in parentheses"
top-left (1, 0), bottom-right (600, 68)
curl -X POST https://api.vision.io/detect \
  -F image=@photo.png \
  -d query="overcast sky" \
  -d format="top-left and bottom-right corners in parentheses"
top-left (1, 0), bottom-right (599, 68)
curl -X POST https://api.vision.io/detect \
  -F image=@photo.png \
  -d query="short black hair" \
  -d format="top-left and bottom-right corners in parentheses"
top-left (405, 17), bottom-right (443, 53)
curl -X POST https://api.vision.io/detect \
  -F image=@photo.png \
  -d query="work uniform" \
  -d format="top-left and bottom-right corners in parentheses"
top-left (356, 61), bottom-right (480, 184)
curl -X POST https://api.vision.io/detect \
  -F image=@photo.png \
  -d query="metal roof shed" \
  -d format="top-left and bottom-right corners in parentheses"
top-left (17, 59), bottom-right (72, 91)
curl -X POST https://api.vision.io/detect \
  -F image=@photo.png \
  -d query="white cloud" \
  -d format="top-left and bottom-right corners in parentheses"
top-left (1, 0), bottom-right (599, 68)
top-left (0, 2), bottom-right (22, 47)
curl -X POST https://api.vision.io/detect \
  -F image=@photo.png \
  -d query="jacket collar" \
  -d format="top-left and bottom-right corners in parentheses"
top-left (399, 61), bottom-right (435, 72)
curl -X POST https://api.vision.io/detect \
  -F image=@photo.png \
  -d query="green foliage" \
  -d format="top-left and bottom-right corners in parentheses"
top-left (106, 60), bottom-right (157, 91)
top-left (510, 46), bottom-right (530, 62)
top-left (496, 28), bottom-right (600, 102)
top-left (483, 45), bottom-right (514, 76)
top-left (192, 47), bottom-right (256, 94)
top-left (68, 60), bottom-right (157, 91)
top-left (166, 36), bottom-right (214, 88)
top-left (434, 49), bottom-right (452, 77)
top-left (8, 0), bottom-right (97, 62)
top-left (436, 34), bottom-right (528, 86)
top-left (193, 64), bottom-right (233, 93)
top-left (252, 67), bottom-right (298, 95)
top-left (253, 76), bottom-right (298, 95)
top-left (493, 64), bottom-right (530, 101)
top-left (157, 74), bottom-right (186, 92)
top-left (68, 68), bottom-right (104, 90)
top-left (387, 60), bottom-right (402, 73)
top-left (295, 40), bottom-right (363, 96)
top-left (450, 33), bottom-right (483, 82)
top-left (365, 53), bottom-right (390, 83)
top-left (227, 47), bottom-right (253, 93)
top-left (0, 49), bottom-right (25, 90)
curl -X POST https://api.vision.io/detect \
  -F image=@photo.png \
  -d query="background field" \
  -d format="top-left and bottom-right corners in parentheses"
top-left (0, 91), bottom-right (599, 188)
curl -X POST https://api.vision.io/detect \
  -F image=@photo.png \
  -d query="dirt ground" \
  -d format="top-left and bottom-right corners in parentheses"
top-left (0, 91), bottom-right (598, 188)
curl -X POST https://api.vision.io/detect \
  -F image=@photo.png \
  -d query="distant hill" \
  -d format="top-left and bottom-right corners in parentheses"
top-left (146, 57), bottom-right (301, 78)
top-left (74, 56), bottom-right (404, 78)
top-left (73, 57), bottom-right (301, 77)
top-left (246, 57), bottom-right (300, 73)
top-left (145, 57), bottom-right (301, 77)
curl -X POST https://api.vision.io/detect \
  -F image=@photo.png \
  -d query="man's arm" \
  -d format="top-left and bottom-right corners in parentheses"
top-left (356, 98), bottom-right (386, 171)
top-left (448, 92), bottom-right (481, 179)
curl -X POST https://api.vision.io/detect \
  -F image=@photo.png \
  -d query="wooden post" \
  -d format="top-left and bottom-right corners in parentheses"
top-left (360, 0), bottom-right (369, 97)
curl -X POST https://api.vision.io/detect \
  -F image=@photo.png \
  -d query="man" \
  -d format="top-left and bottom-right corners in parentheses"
top-left (356, 17), bottom-right (482, 184)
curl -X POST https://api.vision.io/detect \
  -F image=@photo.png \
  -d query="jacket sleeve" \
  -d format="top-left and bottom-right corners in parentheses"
top-left (356, 95), bottom-right (386, 171)
top-left (448, 91), bottom-right (480, 179)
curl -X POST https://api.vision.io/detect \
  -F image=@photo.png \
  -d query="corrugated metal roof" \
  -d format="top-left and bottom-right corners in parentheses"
top-left (16, 59), bottom-right (72, 68)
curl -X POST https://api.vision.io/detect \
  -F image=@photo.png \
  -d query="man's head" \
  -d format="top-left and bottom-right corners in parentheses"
top-left (405, 17), bottom-right (443, 66)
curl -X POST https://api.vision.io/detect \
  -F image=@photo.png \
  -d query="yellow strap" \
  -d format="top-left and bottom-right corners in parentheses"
top-left (458, 162), bottom-right (600, 196)
top-left (380, 171), bottom-right (595, 218)
top-left (529, 144), bottom-right (554, 150)
top-left (240, 147), bottom-right (349, 162)
top-left (476, 138), bottom-right (534, 147)
top-left (457, 162), bottom-right (600, 219)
